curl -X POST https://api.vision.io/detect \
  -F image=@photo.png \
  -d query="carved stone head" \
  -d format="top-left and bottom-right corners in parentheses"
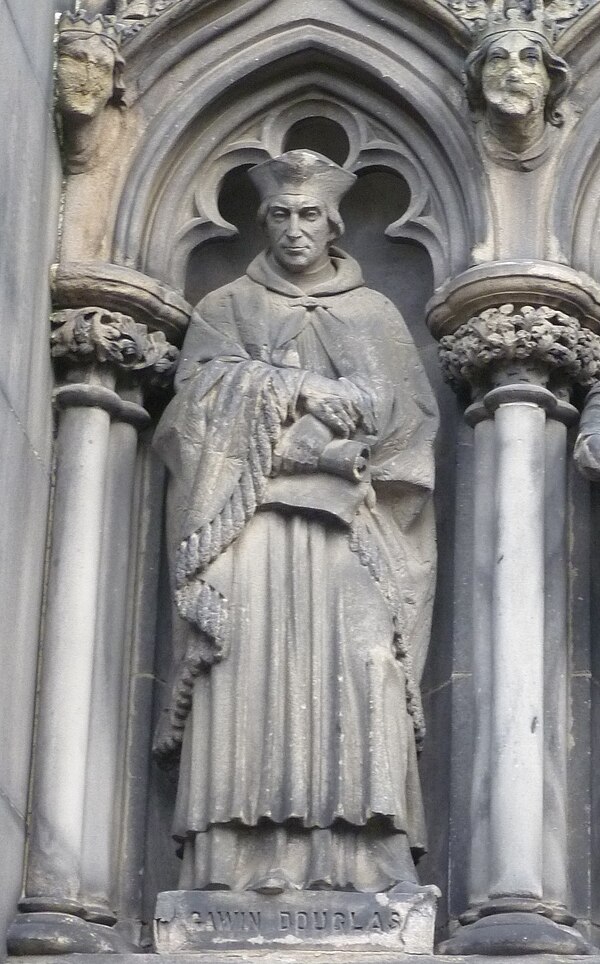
top-left (464, 12), bottom-right (569, 158)
top-left (57, 15), bottom-right (125, 121)
top-left (250, 151), bottom-right (356, 273)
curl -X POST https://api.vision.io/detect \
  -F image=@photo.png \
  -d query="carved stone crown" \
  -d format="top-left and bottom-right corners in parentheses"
top-left (474, 0), bottom-right (557, 43)
top-left (57, 12), bottom-right (126, 50)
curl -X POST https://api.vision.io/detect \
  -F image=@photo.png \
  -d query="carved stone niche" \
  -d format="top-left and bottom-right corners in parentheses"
top-left (89, 2), bottom-right (493, 949)
top-left (427, 260), bottom-right (600, 956)
top-left (35, 0), bottom-right (600, 954)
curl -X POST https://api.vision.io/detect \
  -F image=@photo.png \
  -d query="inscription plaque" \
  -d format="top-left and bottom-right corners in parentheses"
top-left (154, 888), bottom-right (440, 954)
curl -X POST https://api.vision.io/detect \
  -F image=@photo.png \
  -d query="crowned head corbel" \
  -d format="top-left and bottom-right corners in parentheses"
top-left (56, 12), bottom-right (126, 172)
top-left (464, 0), bottom-right (570, 165)
top-left (73, 0), bottom-right (166, 17)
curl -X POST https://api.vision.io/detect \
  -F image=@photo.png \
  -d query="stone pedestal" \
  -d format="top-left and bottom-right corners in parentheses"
top-left (154, 888), bottom-right (440, 955)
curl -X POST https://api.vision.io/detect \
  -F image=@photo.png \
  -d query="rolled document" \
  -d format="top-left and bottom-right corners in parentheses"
top-left (274, 414), bottom-right (371, 483)
top-left (318, 438), bottom-right (370, 482)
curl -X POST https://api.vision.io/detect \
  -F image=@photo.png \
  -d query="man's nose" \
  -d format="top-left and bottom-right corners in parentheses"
top-left (286, 213), bottom-right (302, 237)
top-left (506, 54), bottom-right (523, 77)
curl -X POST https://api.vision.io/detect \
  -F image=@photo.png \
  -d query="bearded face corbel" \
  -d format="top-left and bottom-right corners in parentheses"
top-left (464, 28), bottom-right (569, 161)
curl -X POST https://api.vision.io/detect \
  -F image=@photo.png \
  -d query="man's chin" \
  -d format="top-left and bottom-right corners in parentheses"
top-left (275, 256), bottom-right (311, 274)
top-left (488, 94), bottom-right (537, 118)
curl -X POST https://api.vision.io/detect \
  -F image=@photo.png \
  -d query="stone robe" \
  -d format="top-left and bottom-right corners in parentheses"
top-left (154, 249), bottom-right (438, 891)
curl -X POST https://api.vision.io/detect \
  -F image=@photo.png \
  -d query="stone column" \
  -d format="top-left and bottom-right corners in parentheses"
top-left (433, 300), bottom-right (599, 955)
top-left (80, 383), bottom-right (148, 926)
top-left (8, 307), bottom-right (178, 956)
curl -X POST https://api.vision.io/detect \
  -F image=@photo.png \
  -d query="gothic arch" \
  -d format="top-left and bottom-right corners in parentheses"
top-left (112, 5), bottom-right (487, 291)
top-left (550, 11), bottom-right (600, 281)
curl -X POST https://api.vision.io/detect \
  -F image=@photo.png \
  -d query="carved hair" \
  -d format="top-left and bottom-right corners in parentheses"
top-left (58, 32), bottom-right (126, 105)
top-left (256, 197), bottom-right (345, 240)
top-left (464, 32), bottom-right (570, 127)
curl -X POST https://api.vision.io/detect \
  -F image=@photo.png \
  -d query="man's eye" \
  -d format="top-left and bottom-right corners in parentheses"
top-left (304, 211), bottom-right (320, 221)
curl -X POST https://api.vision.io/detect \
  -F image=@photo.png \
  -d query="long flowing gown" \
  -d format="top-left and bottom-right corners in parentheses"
top-left (153, 249), bottom-right (438, 891)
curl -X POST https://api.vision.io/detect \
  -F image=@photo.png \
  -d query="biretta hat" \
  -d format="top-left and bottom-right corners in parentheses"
top-left (249, 150), bottom-right (356, 207)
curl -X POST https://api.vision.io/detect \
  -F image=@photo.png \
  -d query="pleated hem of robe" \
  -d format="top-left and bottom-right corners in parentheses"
top-left (178, 821), bottom-right (419, 893)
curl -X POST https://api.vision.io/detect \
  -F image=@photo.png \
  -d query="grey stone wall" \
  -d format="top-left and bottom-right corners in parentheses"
top-left (0, 0), bottom-right (61, 952)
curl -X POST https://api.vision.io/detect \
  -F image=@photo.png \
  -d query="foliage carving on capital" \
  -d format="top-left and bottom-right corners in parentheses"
top-left (439, 303), bottom-right (600, 393)
top-left (51, 307), bottom-right (179, 385)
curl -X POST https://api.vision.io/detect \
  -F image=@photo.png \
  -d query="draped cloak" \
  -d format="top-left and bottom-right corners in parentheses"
top-left (153, 249), bottom-right (438, 891)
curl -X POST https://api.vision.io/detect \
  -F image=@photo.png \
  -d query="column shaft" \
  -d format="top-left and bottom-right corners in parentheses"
top-left (25, 404), bottom-right (112, 910)
top-left (80, 418), bottom-right (139, 922)
top-left (489, 400), bottom-right (545, 899)
top-left (468, 415), bottom-right (495, 909)
top-left (542, 418), bottom-right (569, 912)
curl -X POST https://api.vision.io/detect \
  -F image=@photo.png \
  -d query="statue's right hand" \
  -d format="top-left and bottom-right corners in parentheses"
top-left (574, 433), bottom-right (600, 480)
top-left (300, 374), bottom-right (359, 438)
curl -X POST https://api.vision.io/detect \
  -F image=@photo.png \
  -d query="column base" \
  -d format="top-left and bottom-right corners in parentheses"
top-left (460, 895), bottom-right (575, 925)
top-left (438, 911), bottom-right (594, 955)
top-left (7, 912), bottom-right (137, 955)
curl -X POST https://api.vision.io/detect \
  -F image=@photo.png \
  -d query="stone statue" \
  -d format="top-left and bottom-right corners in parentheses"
top-left (464, 0), bottom-right (569, 164)
top-left (575, 385), bottom-right (600, 479)
top-left (56, 13), bottom-right (125, 173)
top-left (153, 150), bottom-right (438, 896)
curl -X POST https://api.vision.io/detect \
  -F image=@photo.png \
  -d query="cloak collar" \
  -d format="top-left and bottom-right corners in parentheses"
top-left (246, 247), bottom-right (364, 298)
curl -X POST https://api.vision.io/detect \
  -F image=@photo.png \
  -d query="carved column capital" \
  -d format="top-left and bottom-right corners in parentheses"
top-left (51, 307), bottom-right (179, 387)
top-left (439, 303), bottom-right (600, 397)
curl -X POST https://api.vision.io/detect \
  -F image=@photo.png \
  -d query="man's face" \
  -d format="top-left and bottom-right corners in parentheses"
top-left (57, 38), bottom-right (115, 119)
top-left (264, 194), bottom-right (335, 274)
top-left (481, 32), bottom-right (550, 119)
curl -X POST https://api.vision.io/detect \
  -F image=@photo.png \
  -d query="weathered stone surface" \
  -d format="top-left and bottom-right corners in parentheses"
top-left (427, 261), bottom-right (600, 339)
top-left (51, 307), bottom-right (179, 384)
top-left (464, 2), bottom-right (569, 166)
top-left (0, 0), bottom-right (60, 954)
top-left (154, 888), bottom-right (440, 954)
top-left (6, 912), bottom-right (136, 956)
top-left (51, 262), bottom-right (192, 346)
top-left (153, 152), bottom-right (438, 900)
top-left (439, 911), bottom-right (593, 955)
top-left (9, 0), bottom-right (600, 955)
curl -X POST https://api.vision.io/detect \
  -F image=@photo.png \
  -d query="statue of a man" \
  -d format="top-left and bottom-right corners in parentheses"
top-left (154, 150), bottom-right (438, 895)
top-left (464, 14), bottom-right (569, 163)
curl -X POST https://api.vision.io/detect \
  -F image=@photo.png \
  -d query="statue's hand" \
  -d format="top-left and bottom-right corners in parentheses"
top-left (300, 374), bottom-right (360, 437)
top-left (574, 433), bottom-right (600, 480)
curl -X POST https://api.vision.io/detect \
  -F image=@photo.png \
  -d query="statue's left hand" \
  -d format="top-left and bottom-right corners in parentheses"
top-left (300, 374), bottom-right (360, 437)
top-left (574, 433), bottom-right (600, 480)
